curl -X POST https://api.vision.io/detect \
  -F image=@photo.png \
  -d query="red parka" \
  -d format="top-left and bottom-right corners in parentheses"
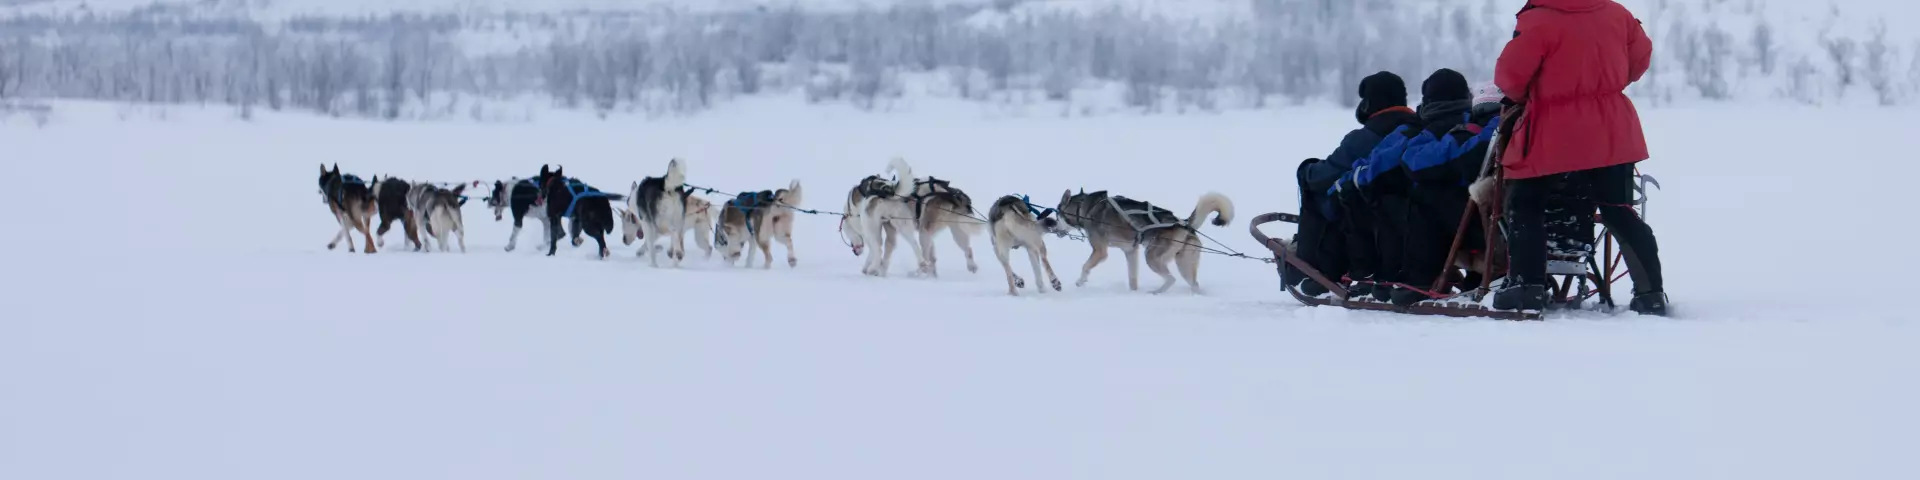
top-left (1494, 0), bottom-right (1652, 179)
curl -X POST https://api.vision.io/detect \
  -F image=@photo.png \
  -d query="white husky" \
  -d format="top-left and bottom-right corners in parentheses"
top-left (843, 173), bottom-right (921, 277)
top-left (622, 194), bottom-right (715, 261)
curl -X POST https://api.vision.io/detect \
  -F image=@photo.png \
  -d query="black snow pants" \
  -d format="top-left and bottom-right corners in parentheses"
top-left (1335, 188), bottom-right (1409, 284)
top-left (1292, 159), bottom-right (1349, 285)
top-left (1402, 185), bottom-right (1477, 290)
top-left (1504, 162), bottom-right (1664, 294)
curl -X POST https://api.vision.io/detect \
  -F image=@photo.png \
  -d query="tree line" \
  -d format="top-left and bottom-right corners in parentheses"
top-left (0, 0), bottom-right (1910, 120)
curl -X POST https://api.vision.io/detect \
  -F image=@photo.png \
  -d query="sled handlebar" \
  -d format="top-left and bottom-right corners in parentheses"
top-left (1248, 212), bottom-right (1350, 300)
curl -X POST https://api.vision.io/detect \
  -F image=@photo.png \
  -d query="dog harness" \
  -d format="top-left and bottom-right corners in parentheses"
top-left (1106, 194), bottom-right (1184, 245)
top-left (322, 174), bottom-right (368, 209)
top-left (716, 190), bottom-right (775, 247)
top-left (560, 178), bottom-right (608, 219)
top-left (909, 177), bottom-right (962, 219)
top-left (1019, 195), bottom-right (1058, 221)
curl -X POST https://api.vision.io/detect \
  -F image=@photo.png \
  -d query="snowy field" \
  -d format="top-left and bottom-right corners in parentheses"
top-left (3, 99), bottom-right (1919, 479)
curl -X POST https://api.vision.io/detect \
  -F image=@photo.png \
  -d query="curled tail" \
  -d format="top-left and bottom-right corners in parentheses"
top-left (778, 179), bottom-right (804, 207)
top-left (1188, 192), bottom-right (1234, 228)
top-left (885, 157), bottom-right (914, 192)
top-left (664, 158), bottom-right (687, 191)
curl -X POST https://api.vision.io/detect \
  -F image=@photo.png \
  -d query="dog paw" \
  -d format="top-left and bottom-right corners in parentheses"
top-left (1051, 278), bottom-right (1063, 291)
top-left (1013, 276), bottom-right (1027, 288)
top-left (788, 258), bottom-right (797, 268)
top-left (967, 264), bottom-right (978, 273)
top-left (1075, 279), bottom-right (1088, 287)
top-left (327, 243), bottom-right (337, 250)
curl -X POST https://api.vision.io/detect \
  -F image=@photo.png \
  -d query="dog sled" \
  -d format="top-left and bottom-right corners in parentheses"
top-left (1248, 105), bottom-right (1651, 321)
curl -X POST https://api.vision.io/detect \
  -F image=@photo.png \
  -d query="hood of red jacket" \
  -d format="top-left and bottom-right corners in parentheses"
top-left (1525, 0), bottom-right (1611, 13)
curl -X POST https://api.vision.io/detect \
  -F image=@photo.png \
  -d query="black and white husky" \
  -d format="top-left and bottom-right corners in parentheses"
top-left (536, 165), bottom-right (624, 258)
top-left (1054, 189), bottom-right (1234, 294)
top-left (484, 175), bottom-right (559, 252)
top-left (617, 159), bottom-right (689, 267)
top-left (318, 164), bottom-right (378, 253)
top-left (370, 176), bottom-right (422, 251)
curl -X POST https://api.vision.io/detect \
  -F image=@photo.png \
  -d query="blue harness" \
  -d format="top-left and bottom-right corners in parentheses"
top-left (560, 178), bottom-right (607, 219)
top-left (1021, 195), bottom-right (1058, 221)
top-left (734, 191), bottom-right (775, 236)
top-left (323, 174), bottom-right (368, 207)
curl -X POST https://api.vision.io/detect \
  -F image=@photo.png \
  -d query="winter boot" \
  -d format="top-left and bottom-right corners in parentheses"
top-left (1390, 286), bottom-right (1433, 307)
top-left (1345, 281), bottom-right (1374, 300)
top-left (1492, 284), bottom-right (1547, 312)
top-left (1630, 292), bottom-right (1668, 316)
top-left (1371, 283), bottom-right (1394, 302)
top-left (1299, 279), bottom-right (1331, 297)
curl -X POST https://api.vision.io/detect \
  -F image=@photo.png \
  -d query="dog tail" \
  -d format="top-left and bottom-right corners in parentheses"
top-left (779, 179), bottom-right (804, 208)
top-left (885, 157), bottom-right (914, 192)
top-left (664, 158), bottom-right (687, 191)
top-left (1188, 192), bottom-right (1234, 228)
top-left (948, 189), bottom-right (983, 234)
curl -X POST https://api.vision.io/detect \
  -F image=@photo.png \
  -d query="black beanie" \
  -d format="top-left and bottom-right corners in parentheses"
top-left (1355, 71), bottom-right (1408, 124)
top-left (1421, 68), bottom-right (1472, 103)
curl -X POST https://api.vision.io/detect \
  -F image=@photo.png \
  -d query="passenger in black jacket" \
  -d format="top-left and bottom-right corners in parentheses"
top-left (1288, 72), bottom-right (1418, 296)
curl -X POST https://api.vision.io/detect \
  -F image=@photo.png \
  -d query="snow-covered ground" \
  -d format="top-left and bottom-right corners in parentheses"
top-left (3, 98), bottom-right (1917, 479)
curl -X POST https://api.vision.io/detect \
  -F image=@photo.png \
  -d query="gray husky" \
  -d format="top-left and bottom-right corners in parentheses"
top-left (415, 184), bottom-right (467, 252)
top-left (1054, 190), bottom-right (1234, 294)
top-left (987, 195), bottom-right (1071, 296)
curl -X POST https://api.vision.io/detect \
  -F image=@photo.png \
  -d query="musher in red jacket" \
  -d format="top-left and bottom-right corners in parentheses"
top-left (1492, 0), bottom-right (1667, 315)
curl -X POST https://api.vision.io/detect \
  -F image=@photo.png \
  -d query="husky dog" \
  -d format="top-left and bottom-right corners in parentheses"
top-left (844, 173), bottom-right (921, 277)
top-left (618, 159), bottom-right (689, 267)
top-left (318, 164), bottom-right (379, 253)
top-left (536, 165), bottom-right (624, 258)
top-left (987, 195), bottom-right (1072, 296)
top-left (715, 180), bottom-right (804, 269)
top-left (484, 175), bottom-right (564, 252)
top-left (1054, 190), bottom-right (1235, 294)
top-left (370, 176), bottom-right (422, 251)
top-left (621, 194), bottom-right (715, 261)
top-left (885, 158), bottom-right (982, 277)
top-left (418, 184), bottom-right (468, 252)
top-left (403, 180), bottom-right (437, 246)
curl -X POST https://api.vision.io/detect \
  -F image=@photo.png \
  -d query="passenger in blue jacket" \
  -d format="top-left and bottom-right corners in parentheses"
top-left (1382, 77), bottom-right (1506, 306)
top-left (1288, 72), bottom-right (1419, 296)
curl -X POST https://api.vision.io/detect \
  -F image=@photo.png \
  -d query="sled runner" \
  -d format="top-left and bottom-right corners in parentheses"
top-left (1250, 105), bottom-right (1643, 320)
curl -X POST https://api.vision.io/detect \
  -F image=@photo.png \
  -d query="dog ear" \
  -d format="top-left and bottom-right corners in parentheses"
top-left (1059, 189), bottom-right (1072, 207)
top-left (540, 165), bottom-right (550, 177)
top-left (451, 184), bottom-right (466, 196)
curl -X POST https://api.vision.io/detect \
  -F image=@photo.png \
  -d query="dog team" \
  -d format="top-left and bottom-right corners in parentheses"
top-left (320, 158), bottom-right (1235, 296)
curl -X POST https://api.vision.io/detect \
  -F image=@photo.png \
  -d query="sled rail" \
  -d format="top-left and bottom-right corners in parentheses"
top-left (1249, 213), bottom-right (1542, 321)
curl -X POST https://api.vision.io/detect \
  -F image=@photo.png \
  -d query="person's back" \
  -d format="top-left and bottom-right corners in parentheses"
top-left (1495, 0), bottom-right (1650, 179)
top-left (1493, 0), bottom-right (1667, 314)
